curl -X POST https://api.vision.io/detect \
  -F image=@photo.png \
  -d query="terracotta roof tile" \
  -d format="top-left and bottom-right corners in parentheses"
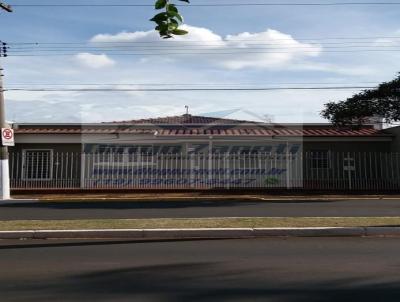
top-left (15, 126), bottom-right (387, 137)
top-left (107, 114), bottom-right (256, 125)
top-left (14, 114), bottom-right (390, 138)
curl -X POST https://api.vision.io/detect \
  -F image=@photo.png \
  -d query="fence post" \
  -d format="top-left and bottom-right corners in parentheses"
top-left (286, 142), bottom-right (291, 189)
top-left (347, 152), bottom-right (352, 190)
top-left (208, 136), bottom-right (213, 183)
top-left (80, 153), bottom-right (86, 189)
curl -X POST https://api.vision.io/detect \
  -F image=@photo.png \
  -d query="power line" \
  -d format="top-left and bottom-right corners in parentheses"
top-left (5, 36), bottom-right (400, 52)
top-left (5, 82), bottom-right (381, 86)
top-left (5, 86), bottom-right (376, 92)
top-left (7, 44), bottom-right (400, 51)
top-left (7, 36), bottom-right (400, 45)
top-left (8, 44), bottom-right (400, 50)
top-left (5, 38), bottom-right (400, 57)
top-left (9, 2), bottom-right (400, 7)
top-left (10, 40), bottom-right (400, 45)
top-left (7, 48), bottom-right (400, 55)
top-left (5, 35), bottom-right (399, 56)
top-left (6, 49), bottom-right (400, 56)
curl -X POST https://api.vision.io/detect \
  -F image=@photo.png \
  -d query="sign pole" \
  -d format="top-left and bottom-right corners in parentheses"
top-left (0, 63), bottom-right (10, 200)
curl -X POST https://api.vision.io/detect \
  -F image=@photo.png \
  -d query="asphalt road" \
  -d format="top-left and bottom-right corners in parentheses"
top-left (1, 237), bottom-right (400, 301)
top-left (1, 199), bottom-right (400, 220)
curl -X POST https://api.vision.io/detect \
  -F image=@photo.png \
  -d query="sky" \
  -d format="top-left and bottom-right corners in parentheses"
top-left (1, 0), bottom-right (400, 123)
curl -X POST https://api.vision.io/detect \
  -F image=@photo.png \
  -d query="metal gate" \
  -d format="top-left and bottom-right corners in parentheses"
top-left (9, 151), bottom-right (400, 191)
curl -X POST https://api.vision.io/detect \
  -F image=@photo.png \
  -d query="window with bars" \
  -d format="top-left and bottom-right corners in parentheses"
top-left (23, 150), bottom-right (53, 180)
top-left (310, 150), bottom-right (331, 169)
top-left (98, 146), bottom-right (125, 163)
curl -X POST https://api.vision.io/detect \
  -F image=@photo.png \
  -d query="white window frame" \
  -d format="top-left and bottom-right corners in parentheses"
top-left (310, 150), bottom-right (332, 170)
top-left (22, 149), bottom-right (54, 180)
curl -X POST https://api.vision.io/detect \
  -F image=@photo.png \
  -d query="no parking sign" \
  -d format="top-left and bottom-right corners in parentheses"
top-left (1, 128), bottom-right (14, 146)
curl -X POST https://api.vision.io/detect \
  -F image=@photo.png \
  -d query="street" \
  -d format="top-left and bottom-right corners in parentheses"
top-left (0, 237), bottom-right (400, 301)
top-left (1, 199), bottom-right (400, 220)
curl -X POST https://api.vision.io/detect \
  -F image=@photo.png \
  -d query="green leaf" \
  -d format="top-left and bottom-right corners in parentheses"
top-left (167, 11), bottom-right (183, 22)
top-left (150, 12), bottom-right (168, 22)
top-left (169, 18), bottom-right (179, 26)
top-left (153, 0), bottom-right (190, 38)
top-left (168, 22), bottom-right (179, 31)
top-left (167, 3), bottom-right (178, 13)
top-left (155, 0), bottom-right (167, 9)
top-left (171, 29), bottom-right (189, 35)
top-left (157, 23), bottom-right (169, 32)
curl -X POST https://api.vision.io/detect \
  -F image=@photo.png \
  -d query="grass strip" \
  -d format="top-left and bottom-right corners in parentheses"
top-left (1, 217), bottom-right (400, 231)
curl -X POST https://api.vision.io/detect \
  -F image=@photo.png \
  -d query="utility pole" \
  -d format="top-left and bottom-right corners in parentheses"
top-left (0, 2), bottom-right (13, 199)
top-left (0, 42), bottom-right (10, 199)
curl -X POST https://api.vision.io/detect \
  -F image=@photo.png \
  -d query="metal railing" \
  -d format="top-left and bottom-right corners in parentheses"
top-left (9, 151), bottom-right (400, 191)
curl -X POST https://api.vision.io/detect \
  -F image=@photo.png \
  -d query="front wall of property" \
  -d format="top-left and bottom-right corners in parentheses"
top-left (7, 137), bottom-right (398, 191)
top-left (9, 144), bottom-right (82, 188)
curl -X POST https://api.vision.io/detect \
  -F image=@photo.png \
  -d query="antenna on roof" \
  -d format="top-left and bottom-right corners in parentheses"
top-left (185, 105), bottom-right (189, 116)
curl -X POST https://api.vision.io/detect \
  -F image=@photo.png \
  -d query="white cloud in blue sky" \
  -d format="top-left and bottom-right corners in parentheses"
top-left (75, 53), bottom-right (116, 69)
top-left (90, 25), bottom-right (322, 70)
top-left (1, 2), bottom-right (400, 123)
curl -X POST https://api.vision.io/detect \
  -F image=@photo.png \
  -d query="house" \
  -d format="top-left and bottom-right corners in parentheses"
top-left (8, 114), bottom-right (400, 191)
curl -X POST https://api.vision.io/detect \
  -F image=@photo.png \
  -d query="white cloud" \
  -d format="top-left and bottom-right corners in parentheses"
top-left (75, 53), bottom-right (115, 69)
top-left (90, 25), bottom-right (321, 70)
top-left (222, 29), bottom-right (321, 69)
top-left (91, 30), bottom-right (160, 43)
top-left (91, 25), bottom-right (223, 44)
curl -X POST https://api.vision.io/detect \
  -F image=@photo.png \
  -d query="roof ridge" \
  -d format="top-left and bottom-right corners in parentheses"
top-left (105, 114), bottom-right (258, 125)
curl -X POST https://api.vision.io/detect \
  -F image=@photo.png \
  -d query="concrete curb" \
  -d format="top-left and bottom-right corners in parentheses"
top-left (1, 227), bottom-right (400, 240)
top-left (0, 199), bottom-right (39, 205)
top-left (3, 196), bottom-right (400, 204)
top-left (253, 227), bottom-right (366, 237)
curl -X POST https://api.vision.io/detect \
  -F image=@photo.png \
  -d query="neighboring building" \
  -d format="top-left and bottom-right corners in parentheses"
top-left (7, 114), bottom-right (400, 191)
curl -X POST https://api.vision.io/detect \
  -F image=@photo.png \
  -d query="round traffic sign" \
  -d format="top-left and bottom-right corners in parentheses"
top-left (2, 129), bottom-right (13, 140)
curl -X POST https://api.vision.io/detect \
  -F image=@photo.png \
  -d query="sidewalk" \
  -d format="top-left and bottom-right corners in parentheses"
top-left (7, 193), bottom-right (400, 203)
